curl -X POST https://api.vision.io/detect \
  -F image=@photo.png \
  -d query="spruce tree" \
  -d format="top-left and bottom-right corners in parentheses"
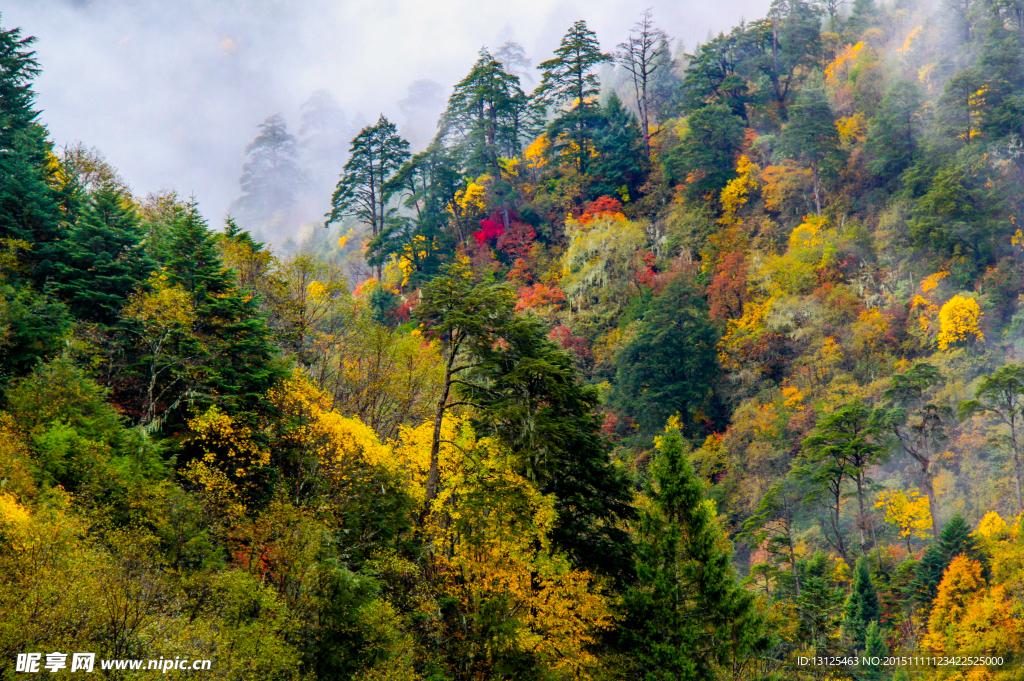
top-left (163, 200), bottom-right (280, 413)
top-left (48, 186), bottom-right (154, 324)
top-left (622, 421), bottom-right (764, 679)
top-left (535, 20), bottom-right (611, 174)
top-left (911, 514), bottom-right (984, 603)
top-left (0, 20), bottom-right (63, 262)
top-left (843, 557), bottom-right (880, 651)
top-left (591, 91), bottom-right (647, 202)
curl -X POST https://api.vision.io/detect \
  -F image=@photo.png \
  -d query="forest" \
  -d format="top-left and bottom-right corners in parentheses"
top-left (2, 0), bottom-right (1024, 678)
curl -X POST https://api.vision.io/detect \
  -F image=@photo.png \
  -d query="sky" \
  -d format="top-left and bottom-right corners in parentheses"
top-left (4, 0), bottom-right (772, 231)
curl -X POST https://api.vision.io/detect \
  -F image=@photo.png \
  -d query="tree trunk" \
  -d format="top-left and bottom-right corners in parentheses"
top-left (425, 340), bottom-right (458, 506)
top-left (811, 161), bottom-right (822, 217)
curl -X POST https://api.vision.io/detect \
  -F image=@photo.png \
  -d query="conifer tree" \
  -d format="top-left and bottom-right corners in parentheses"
top-left (535, 20), bottom-right (611, 174)
top-left (614, 273), bottom-right (720, 436)
top-left (0, 20), bottom-right (62, 261)
top-left (232, 114), bottom-right (304, 229)
top-left (622, 421), bottom-right (764, 679)
top-left (664, 103), bottom-right (744, 203)
top-left (327, 115), bottom-right (410, 278)
top-left (162, 200), bottom-right (280, 414)
top-left (590, 91), bottom-right (647, 202)
top-left (778, 87), bottom-right (840, 216)
top-left (48, 186), bottom-right (154, 324)
top-left (436, 49), bottom-right (529, 177)
top-left (843, 557), bottom-right (880, 651)
top-left (911, 513), bottom-right (985, 604)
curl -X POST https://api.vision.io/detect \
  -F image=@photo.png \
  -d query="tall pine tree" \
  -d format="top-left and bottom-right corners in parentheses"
top-left (535, 20), bottom-right (611, 174)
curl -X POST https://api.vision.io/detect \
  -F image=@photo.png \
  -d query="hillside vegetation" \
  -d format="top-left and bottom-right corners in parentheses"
top-left (2, 0), bottom-right (1024, 678)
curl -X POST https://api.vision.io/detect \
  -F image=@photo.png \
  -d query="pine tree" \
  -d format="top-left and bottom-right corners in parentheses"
top-left (843, 557), bottom-right (880, 651)
top-left (327, 115), bottom-right (410, 278)
top-left (622, 421), bottom-right (764, 679)
top-left (48, 186), bottom-right (154, 324)
top-left (232, 114), bottom-right (304, 229)
top-left (778, 87), bottom-right (840, 216)
top-left (590, 91), bottom-right (647, 202)
top-left (535, 20), bottom-right (611, 174)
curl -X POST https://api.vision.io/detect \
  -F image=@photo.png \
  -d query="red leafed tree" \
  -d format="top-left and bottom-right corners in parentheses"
top-left (579, 196), bottom-right (624, 223)
top-left (473, 217), bottom-right (504, 245)
top-left (496, 221), bottom-right (536, 259)
top-left (707, 251), bottom-right (749, 320)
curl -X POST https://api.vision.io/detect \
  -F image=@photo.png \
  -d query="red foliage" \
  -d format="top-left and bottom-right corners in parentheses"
top-left (496, 221), bottom-right (536, 259)
top-left (549, 325), bottom-right (591, 363)
top-left (707, 251), bottom-right (750, 321)
top-left (473, 218), bottom-right (504, 245)
top-left (515, 283), bottom-right (566, 311)
top-left (579, 196), bottom-right (624, 224)
top-left (633, 250), bottom-right (658, 289)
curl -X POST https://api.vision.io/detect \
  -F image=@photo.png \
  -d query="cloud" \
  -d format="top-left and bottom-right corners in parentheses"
top-left (4, 0), bottom-right (771, 230)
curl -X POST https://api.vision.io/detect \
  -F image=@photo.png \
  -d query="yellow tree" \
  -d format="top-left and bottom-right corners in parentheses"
top-left (875, 488), bottom-right (932, 552)
top-left (936, 295), bottom-right (983, 350)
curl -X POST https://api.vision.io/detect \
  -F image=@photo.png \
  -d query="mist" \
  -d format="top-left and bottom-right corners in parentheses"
top-left (4, 0), bottom-right (772, 240)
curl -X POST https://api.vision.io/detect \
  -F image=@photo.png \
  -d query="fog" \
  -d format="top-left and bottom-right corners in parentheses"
top-left (4, 0), bottom-right (772, 239)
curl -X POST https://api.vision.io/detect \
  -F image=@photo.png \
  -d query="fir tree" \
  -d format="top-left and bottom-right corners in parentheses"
top-left (843, 557), bottom-right (880, 651)
top-left (591, 91), bottom-right (647, 202)
top-left (622, 421), bottom-right (765, 679)
top-left (231, 114), bottom-right (304, 229)
top-left (778, 87), bottom-right (841, 216)
top-left (163, 200), bottom-right (281, 413)
top-left (327, 115), bottom-right (410, 278)
top-left (48, 186), bottom-right (155, 324)
top-left (535, 20), bottom-right (611, 174)
top-left (910, 513), bottom-right (985, 603)
top-left (0, 20), bottom-right (62, 263)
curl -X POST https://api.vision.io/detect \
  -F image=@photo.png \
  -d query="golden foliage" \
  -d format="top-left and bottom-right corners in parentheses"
top-left (875, 488), bottom-right (932, 542)
top-left (936, 295), bottom-right (984, 350)
top-left (719, 154), bottom-right (760, 226)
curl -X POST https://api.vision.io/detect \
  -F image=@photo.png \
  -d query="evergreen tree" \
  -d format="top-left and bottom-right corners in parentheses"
top-left (48, 186), bottom-right (155, 324)
top-left (327, 115), bottom-right (410, 278)
top-left (614, 273), bottom-right (720, 436)
top-left (910, 513), bottom-right (985, 603)
top-left (535, 20), bottom-right (612, 174)
top-left (843, 557), bottom-right (880, 651)
top-left (232, 114), bottom-right (304, 229)
top-left (461, 312), bottom-right (636, 581)
top-left (369, 143), bottom-right (460, 282)
top-left (436, 48), bottom-right (529, 177)
top-left (778, 87), bottom-right (841, 216)
top-left (622, 421), bottom-right (764, 679)
top-left (163, 200), bottom-right (281, 413)
top-left (0, 20), bottom-right (62, 263)
top-left (590, 91), bottom-right (647, 202)
top-left (664, 103), bottom-right (744, 203)
top-left (866, 80), bottom-right (923, 184)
